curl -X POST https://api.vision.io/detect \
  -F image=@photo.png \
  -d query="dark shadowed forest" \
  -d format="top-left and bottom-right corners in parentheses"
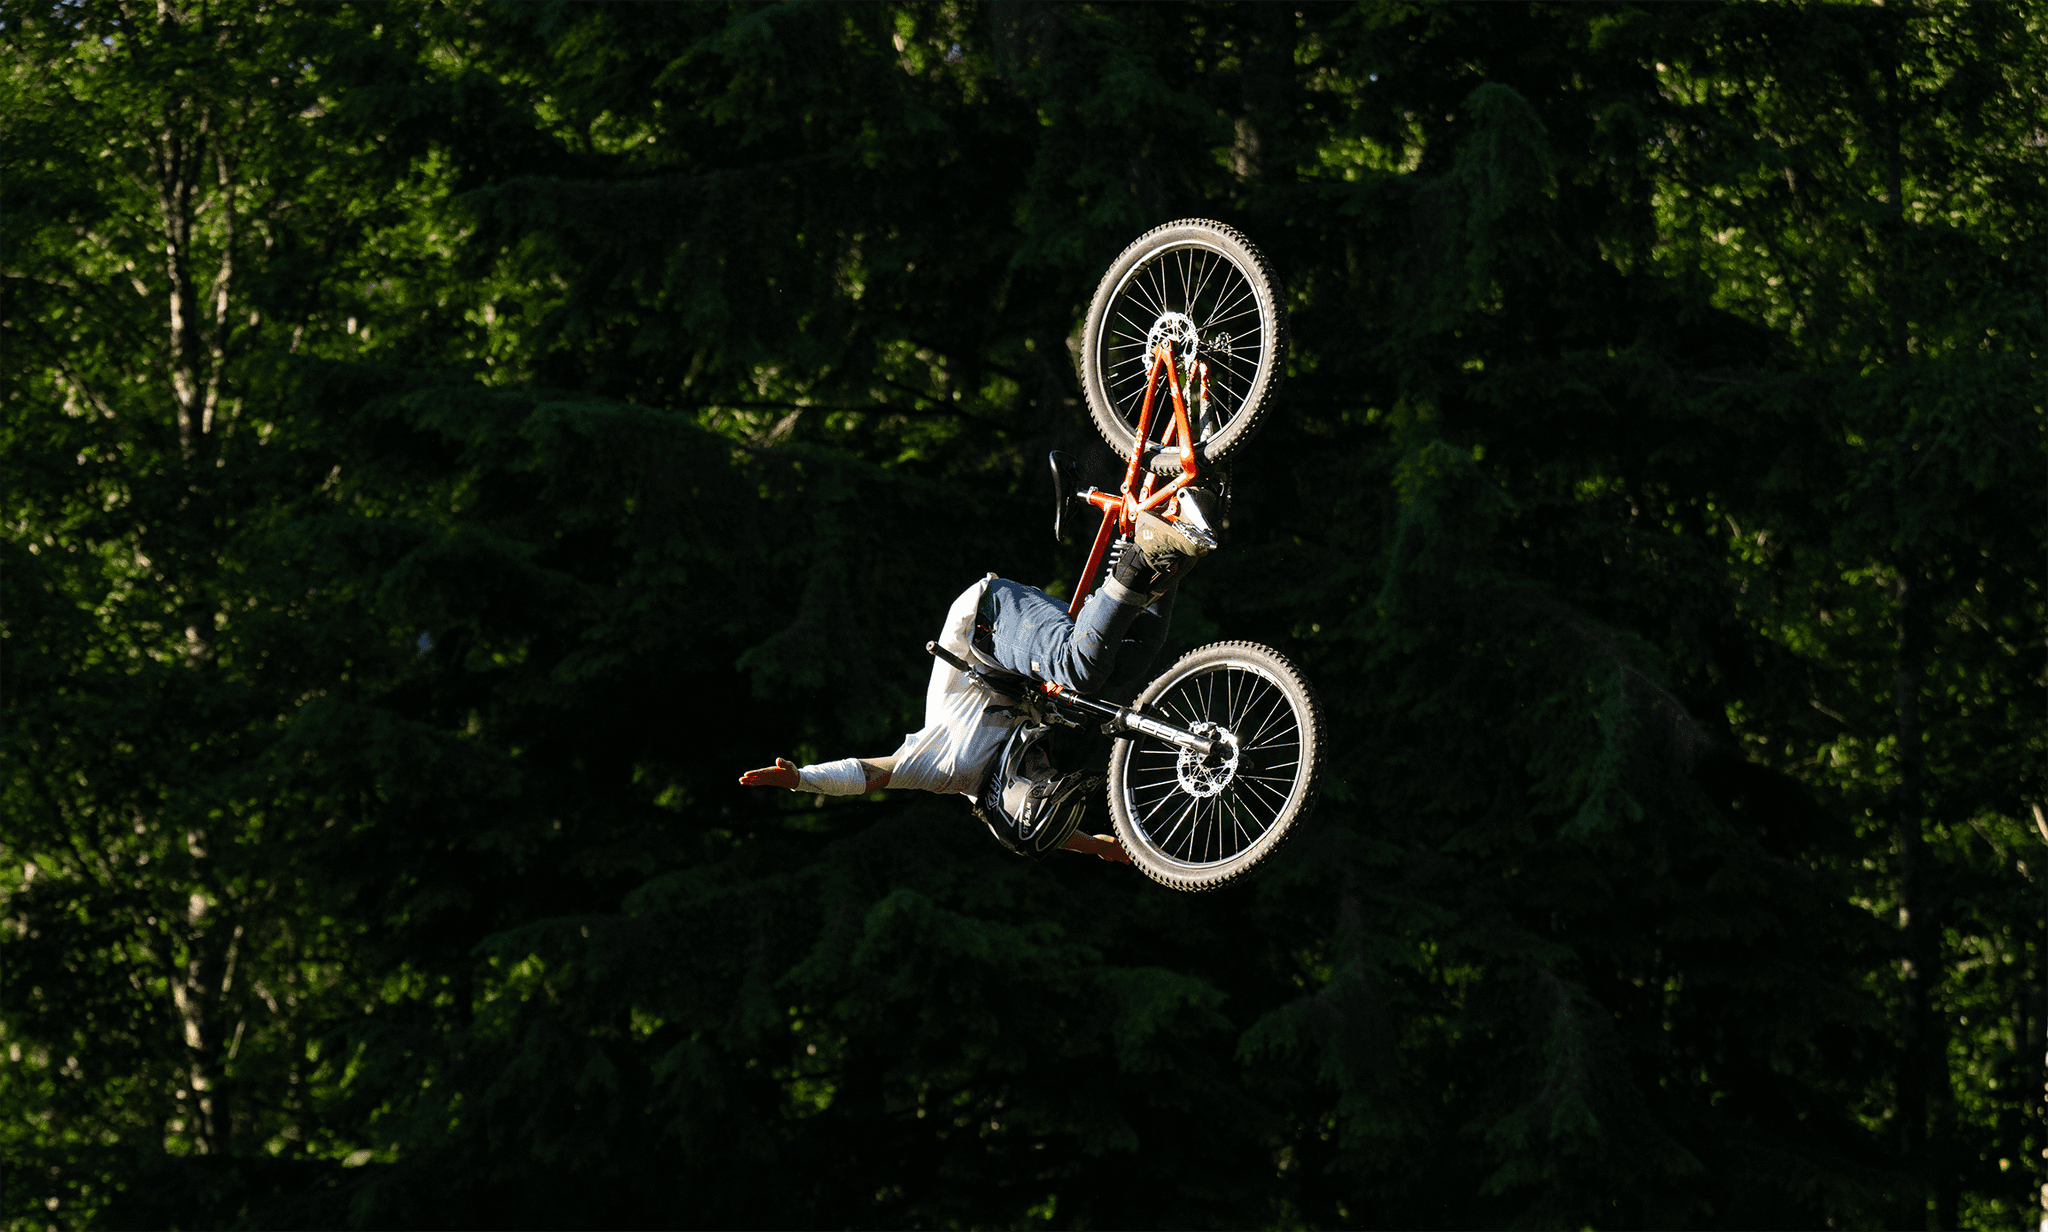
top-left (2, 2), bottom-right (2042, 1228)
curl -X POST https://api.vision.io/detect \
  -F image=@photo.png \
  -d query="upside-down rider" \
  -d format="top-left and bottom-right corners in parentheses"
top-left (738, 494), bottom-right (1220, 863)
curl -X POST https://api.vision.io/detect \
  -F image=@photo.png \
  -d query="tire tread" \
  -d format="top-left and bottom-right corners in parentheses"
top-left (1080, 220), bottom-right (1286, 475)
top-left (1108, 640), bottom-right (1322, 892)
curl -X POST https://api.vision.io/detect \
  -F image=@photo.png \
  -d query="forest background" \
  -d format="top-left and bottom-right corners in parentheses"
top-left (2, 2), bottom-right (2042, 1229)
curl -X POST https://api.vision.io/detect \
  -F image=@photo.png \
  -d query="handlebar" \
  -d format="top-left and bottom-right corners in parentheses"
top-left (924, 642), bottom-right (1217, 759)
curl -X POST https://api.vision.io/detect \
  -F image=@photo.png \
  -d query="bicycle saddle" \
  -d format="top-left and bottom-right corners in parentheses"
top-left (1048, 450), bottom-right (1080, 542)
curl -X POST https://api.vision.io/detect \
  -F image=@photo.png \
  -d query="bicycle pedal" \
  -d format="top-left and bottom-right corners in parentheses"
top-left (1173, 487), bottom-right (1224, 546)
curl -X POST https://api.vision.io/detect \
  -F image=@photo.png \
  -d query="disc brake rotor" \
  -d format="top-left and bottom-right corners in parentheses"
top-left (1174, 722), bottom-right (1240, 798)
top-left (1145, 312), bottom-right (1201, 384)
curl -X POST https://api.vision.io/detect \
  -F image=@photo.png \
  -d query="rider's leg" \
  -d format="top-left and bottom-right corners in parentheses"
top-left (982, 570), bottom-right (1185, 697)
top-left (1078, 504), bottom-right (1208, 693)
top-left (1062, 584), bottom-right (1156, 693)
top-left (980, 494), bottom-right (1214, 695)
top-left (1096, 585), bottom-right (1176, 706)
top-left (1107, 505), bottom-right (1211, 603)
top-left (982, 579), bottom-right (1148, 695)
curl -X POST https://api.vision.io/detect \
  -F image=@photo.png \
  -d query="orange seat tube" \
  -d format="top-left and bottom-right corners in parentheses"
top-left (1163, 349), bottom-right (1200, 478)
top-left (1121, 348), bottom-right (1168, 503)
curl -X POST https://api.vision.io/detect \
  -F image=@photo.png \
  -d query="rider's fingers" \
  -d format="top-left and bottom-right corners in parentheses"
top-left (739, 758), bottom-right (798, 786)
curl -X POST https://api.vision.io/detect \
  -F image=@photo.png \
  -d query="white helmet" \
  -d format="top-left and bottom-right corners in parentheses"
top-left (975, 723), bottom-right (1098, 858)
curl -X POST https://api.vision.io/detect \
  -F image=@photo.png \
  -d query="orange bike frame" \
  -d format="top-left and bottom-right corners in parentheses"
top-left (1064, 342), bottom-right (1207, 620)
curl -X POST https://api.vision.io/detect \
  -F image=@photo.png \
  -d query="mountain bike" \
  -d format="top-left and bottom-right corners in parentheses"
top-left (937, 219), bottom-right (1323, 892)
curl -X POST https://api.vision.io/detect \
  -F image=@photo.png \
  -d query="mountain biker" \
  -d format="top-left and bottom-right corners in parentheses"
top-left (738, 500), bottom-right (1216, 863)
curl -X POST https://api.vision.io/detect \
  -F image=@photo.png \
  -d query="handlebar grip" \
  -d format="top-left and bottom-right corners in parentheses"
top-left (926, 640), bottom-right (975, 675)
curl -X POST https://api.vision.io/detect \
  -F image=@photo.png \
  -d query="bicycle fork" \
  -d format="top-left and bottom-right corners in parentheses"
top-left (1041, 683), bottom-right (1221, 761)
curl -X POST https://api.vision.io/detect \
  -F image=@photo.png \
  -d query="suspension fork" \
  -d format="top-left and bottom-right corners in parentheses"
top-left (921, 641), bottom-right (1219, 760)
top-left (1035, 682), bottom-right (1218, 760)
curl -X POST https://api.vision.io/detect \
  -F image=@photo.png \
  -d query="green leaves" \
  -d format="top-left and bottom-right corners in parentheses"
top-left (3, 2), bottom-right (2039, 1228)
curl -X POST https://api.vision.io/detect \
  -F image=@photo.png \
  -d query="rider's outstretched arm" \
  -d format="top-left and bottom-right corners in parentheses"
top-left (739, 759), bottom-right (1127, 863)
top-left (739, 755), bottom-right (893, 793)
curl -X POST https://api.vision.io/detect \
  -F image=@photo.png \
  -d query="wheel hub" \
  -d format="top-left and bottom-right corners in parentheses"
top-left (1175, 722), bottom-right (1239, 798)
top-left (1146, 312), bottom-right (1201, 375)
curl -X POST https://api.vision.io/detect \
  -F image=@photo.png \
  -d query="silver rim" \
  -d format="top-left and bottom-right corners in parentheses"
top-left (1093, 239), bottom-right (1272, 448)
top-left (1120, 659), bottom-right (1307, 869)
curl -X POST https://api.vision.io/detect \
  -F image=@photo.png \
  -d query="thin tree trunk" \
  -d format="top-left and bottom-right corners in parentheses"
top-left (1233, 5), bottom-right (1296, 185)
top-left (1891, 568), bottom-right (1934, 1229)
top-left (1879, 19), bottom-right (1946, 1225)
top-left (149, 5), bottom-right (232, 1152)
top-left (170, 883), bottom-right (225, 1152)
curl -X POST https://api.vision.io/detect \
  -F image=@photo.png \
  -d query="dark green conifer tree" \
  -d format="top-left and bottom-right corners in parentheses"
top-left (4, 3), bottom-right (2039, 1228)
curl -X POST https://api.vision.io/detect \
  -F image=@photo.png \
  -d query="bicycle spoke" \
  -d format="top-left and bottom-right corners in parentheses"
top-left (1148, 788), bottom-right (1199, 851)
top-left (1110, 311), bottom-right (1154, 347)
top-left (1206, 340), bottom-right (1262, 385)
top-left (1239, 755), bottom-right (1298, 785)
top-left (1204, 281), bottom-right (1261, 332)
top-left (1236, 772), bottom-right (1292, 812)
top-left (1187, 258), bottom-right (1230, 319)
top-left (1246, 700), bottom-right (1282, 753)
top-left (1234, 685), bottom-right (1275, 742)
top-left (1100, 237), bottom-right (1272, 440)
top-left (1241, 697), bottom-right (1293, 755)
top-left (1243, 675), bottom-right (1295, 739)
top-left (1134, 263), bottom-right (1166, 318)
top-left (1148, 260), bottom-right (1172, 318)
top-left (1203, 335), bottom-right (1260, 380)
top-left (1120, 652), bottom-right (1314, 870)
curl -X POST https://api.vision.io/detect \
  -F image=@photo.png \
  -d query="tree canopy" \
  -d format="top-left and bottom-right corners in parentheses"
top-left (2, 2), bottom-right (2041, 1229)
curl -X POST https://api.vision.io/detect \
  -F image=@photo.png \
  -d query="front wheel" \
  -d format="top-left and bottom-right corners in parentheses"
top-left (1108, 641), bottom-right (1322, 891)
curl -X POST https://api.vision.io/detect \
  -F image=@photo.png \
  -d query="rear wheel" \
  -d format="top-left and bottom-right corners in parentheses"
top-left (1080, 220), bottom-right (1285, 475)
top-left (1108, 641), bottom-right (1321, 891)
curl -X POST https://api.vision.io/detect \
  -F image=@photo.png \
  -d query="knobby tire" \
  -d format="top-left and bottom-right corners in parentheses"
top-left (1080, 219), bottom-right (1286, 476)
top-left (1108, 640), bottom-right (1322, 891)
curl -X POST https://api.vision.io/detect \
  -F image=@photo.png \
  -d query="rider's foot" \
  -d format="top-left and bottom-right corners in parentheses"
top-left (1138, 501), bottom-right (1216, 564)
top-left (1174, 486), bottom-right (1224, 544)
top-left (1106, 495), bottom-right (1218, 603)
top-left (1105, 552), bottom-right (1175, 605)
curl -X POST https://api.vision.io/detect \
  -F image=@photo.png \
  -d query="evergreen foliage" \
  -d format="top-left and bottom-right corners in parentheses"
top-left (2, 3), bottom-right (2040, 1228)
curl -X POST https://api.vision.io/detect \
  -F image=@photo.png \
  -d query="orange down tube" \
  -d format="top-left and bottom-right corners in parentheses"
top-left (1068, 506), bottom-right (1117, 619)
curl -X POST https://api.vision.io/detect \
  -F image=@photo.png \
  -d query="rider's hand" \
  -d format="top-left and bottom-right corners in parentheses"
top-left (739, 757), bottom-right (801, 789)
